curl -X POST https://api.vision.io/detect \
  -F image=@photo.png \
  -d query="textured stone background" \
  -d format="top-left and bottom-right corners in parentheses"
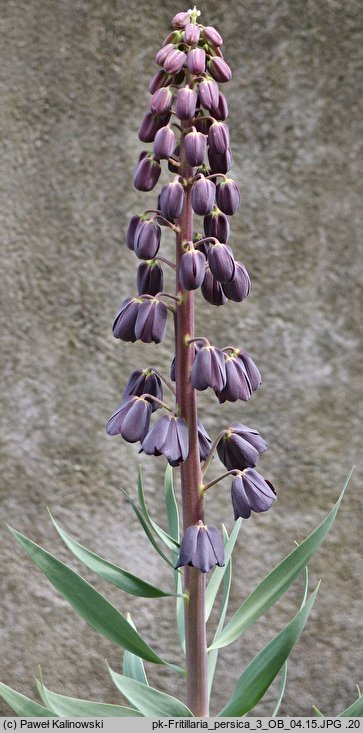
top-left (1, 0), bottom-right (362, 717)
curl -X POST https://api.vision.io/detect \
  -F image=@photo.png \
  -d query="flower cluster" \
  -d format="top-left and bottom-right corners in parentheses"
top-left (107, 7), bottom-right (276, 574)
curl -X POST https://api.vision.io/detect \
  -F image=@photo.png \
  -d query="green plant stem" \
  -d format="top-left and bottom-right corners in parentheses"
top-left (175, 126), bottom-right (208, 717)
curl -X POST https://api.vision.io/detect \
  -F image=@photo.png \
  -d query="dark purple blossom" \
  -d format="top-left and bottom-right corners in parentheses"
top-left (138, 112), bottom-right (171, 143)
top-left (126, 215), bottom-right (142, 251)
top-left (204, 207), bottom-right (230, 243)
top-left (175, 86), bottom-right (198, 120)
top-left (231, 469), bottom-right (276, 519)
top-left (121, 369), bottom-right (163, 413)
top-left (214, 351), bottom-right (260, 403)
top-left (187, 48), bottom-right (206, 75)
top-left (208, 242), bottom-right (235, 283)
top-left (222, 262), bottom-right (251, 302)
top-left (216, 178), bottom-right (241, 214)
top-left (141, 414), bottom-right (189, 466)
top-left (159, 179), bottom-right (185, 219)
top-left (154, 126), bottom-right (176, 159)
top-left (217, 424), bottom-right (267, 471)
top-left (210, 91), bottom-right (229, 120)
top-left (148, 69), bottom-right (170, 95)
top-left (150, 86), bottom-right (173, 116)
top-left (197, 421), bottom-right (212, 461)
top-left (208, 122), bottom-right (230, 154)
top-left (133, 153), bottom-right (161, 192)
top-left (134, 299), bottom-right (167, 344)
top-left (134, 219), bottom-right (161, 260)
top-left (191, 177), bottom-right (215, 215)
top-left (201, 268), bottom-right (228, 306)
top-left (163, 48), bottom-right (187, 74)
top-left (106, 396), bottom-right (151, 443)
top-left (184, 128), bottom-right (207, 167)
top-left (136, 260), bottom-right (164, 296)
top-left (156, 43), bottom-right (175, 67)
top-left (179, 249), bottom-right (206, 291)
top-left (208, 56), bottom-right (232, 83)
top-left (175, 522), bottom-right (225, 573)
top-left (208, 147), bottom-right (233, 174)
top-left (112, 297), bottom-right (140, 342)
top-left (191, 344), bottom-right (227, 392)
top-left (235, 350), bottom-right (261, 391)
top-left (198, 78), bottom-right (219, 111)
top-left (203, 26), bottom-right (223, 47)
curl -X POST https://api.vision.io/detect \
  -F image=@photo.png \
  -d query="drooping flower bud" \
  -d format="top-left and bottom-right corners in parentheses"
top-left (134, 219), bottom-right (161, 260)
top-left (208, 121), bottom-right (230, 154)
top-left (136, 260), bottom-right (164, 296)
top-left (121, 369), bottom-right (163, 413)
top-left (163, 48), bottom-right (187, 74)
top-left (156, 43), bottom-right (175, 67)
top-left (179, 249), bottom-right (206, 291)
top-left (208, 146), bottom-right (233, 174)
top-left (191, 177), bottom-right (215, 215)
top-left (203, 26), bottom-right (223, 47)
top-left (133, 153), bottom-right (161, 192)
top-left (187, 48), bottom-right (206, 75)
top-left (198, 78), bottom-right (219, 110)
top-left (210, 91), bottom-right (229, 120)
top-left (208, 242), bottom-right (235, 283)
top-left (138, 111), bottom-right (171, 143)
top-left (231, 469), bottom-right (276, 519)
top-left (126, 215), bottom-right (142, 251)
top-left (214, 350), bottom-right (260, 403)
top-left (106, 396), bottom-right (151, 443)
top-left (201, 268), bottom-right (228, 306)
top-left (112, 297), bottom-right (140, 342)
top-left (172, 11), bottom-right (190, 29)
top-left (235, 350), bottom-right (261, 391)
top-left (150, 86), bottom-right (173, 116)
top-left (191, 344), bottom-right (227, 392)
top-left (153, 126), bottom-right (176, 159)
top-left (204, 207), bottom-right (230, 243)
top-left (148, 69), bottom-right (171, 94)
top-left (222, 262), bottom-right (251, 302)
top-left (184, 23), bottom-right (200, 45)
top-left (134, 298), bottom-right (168, 344)
top-left (184, 127), bottom-right (207, 167)
top-left (194, 114), bottom-right (213, 135)
top-left (217, 424), bottom-right (267, 471)
top-left (159, 179), bottom-right (185, 219)
top-left (208, 56), bottom-right (232, 83)
top-left (142, 414), bottom-right (189, 466)
top-left (216, 178), bottom-right (241, 214)
top-left (175, 86), bottom-right (198, 120)
top-left (175, 522), bottom-right (225, 573)
top-left (197, 421), bottom-right (212, 461)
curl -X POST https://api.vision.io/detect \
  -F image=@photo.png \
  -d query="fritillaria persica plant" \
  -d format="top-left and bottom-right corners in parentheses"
top-left (1, 6), bottom-right (357, 720)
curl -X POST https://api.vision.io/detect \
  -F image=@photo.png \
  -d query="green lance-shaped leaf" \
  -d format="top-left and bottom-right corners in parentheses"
top-left (123, 613), bottom-right (149, 685)
top-left (208, 525), bottom-right (233, 701)
top-left (210, 469), bottom-right (353, 651)
top-left (338, 695), bottom-right (363, 717)
top-left (205, 518), bottom-right (242, 622)
top-left (137, 466), bottom-right (180, 552)
top-left (35, 677), bottom-right (142, 717)
top-left (50, 513), bottom-right (179, 598)
top-left (8, 526), bottom-right (182, 671)
top-left (217, 584), bottom-right (320, 717)
top-left (122, 490), bottom-right (175, 568)
top-left (0, 682), bottom-right (56, 717)
top-left (164, 464), bottom-right (180, 546)
top-left (108, 665), bottom-right (192, 717)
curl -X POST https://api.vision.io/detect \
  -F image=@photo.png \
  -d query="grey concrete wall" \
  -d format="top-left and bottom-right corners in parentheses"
top-left (1, 0), bottom-right (362, 717)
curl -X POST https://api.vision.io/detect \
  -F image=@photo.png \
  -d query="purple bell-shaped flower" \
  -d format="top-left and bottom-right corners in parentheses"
top-left (191, 344), bottom-right (227, 392)
top-left (106, 395), bottom-right (151, 443)
top-left (184, 127), bottom-right (207, 167)
top-left (121, 369), bottom-right (163, 413)
top-left (136, 260), bottom-right (164, 297)
top-left (133, 152), bottom-right (161, 192)
top-left (217, 424), bottom-right (267, 471)
top-left (201, 268), bottom-right (228, 306)
top-left (134, 298), bottom-right (168, 344)
top-left (231, 469), bottom-right (276, 519)
top-left (208, 241), bottom-right (235, 283)
top-left (134, 219), bottom-right (161, 260)
top-left (222, 262), bottom-right (251, 302)
top-left (141, 414), bottom-right (189, 466)
top-left (216, 178), bottom-right (241, 214)
top-left (175, 521), bottom-right (225, 573)
top-left (179, 248), bottom-right (206, 291)
top-left (191, 177), bottom-right (216, 215)
top-left (159, 179), bottom-right (185, 219)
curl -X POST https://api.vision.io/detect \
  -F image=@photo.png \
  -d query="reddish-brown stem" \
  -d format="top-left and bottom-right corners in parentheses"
top-left (175, 126), bottom-right (209, 717)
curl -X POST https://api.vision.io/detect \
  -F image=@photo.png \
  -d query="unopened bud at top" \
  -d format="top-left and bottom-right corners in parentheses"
top-left (172, 11), bottom-right (191, 28)
top-left (187, 47), bottom-right (206, 75)
top-left (184, 22), bottom-right (200, 45)
top-left (203, 26), bottom-right (223, 47)
top-left (208, 56), bottom-right (232, 83)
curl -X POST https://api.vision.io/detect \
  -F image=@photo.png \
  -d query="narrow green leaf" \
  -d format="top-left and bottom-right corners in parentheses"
top-left (123, 614), bottom-right (149, 686)
top-left (164, 464), bottom-right (180, 545)
top-left (108, 666), bottom-right (192, 717)
top-left (35, 678), bottom-right (142, 717)
top-left (137, 466), bottom-right (180, 552)
top-left (208, 525), bottom-right (233, 701)
top-left (0, 682), bottom-right (56, 717)
top-left (50, 513), bottom-right (177, 598)
top-left (210, 470), bottom-right (353, 651)
top-left (339, 696), bottom-right (363, 717)
top-left (218, 585), bottom-right (320, 717)
top-left (312, 705), bottom-right (325, 717)
top-left (206, 518), bottom-right (242, 622)
top-left (122, 490), bottom-right (175, 568)
top-left (271, 662), bottom-right (287, 717)
top-left (9, 526), bottom-right (180, 670)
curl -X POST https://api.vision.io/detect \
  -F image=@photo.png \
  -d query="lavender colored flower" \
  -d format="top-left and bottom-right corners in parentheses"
top-left (159, 179), bottom-right (185, 219)
top-left (222, 261), bottom-right (251, 302)
top-left (184, 23), bottom-right (200, 45)
top-left (197, 421), bottom-right (212, 461)
top-left (214, 350), bottom-right (260, 403)
top-left (172, 11), bottom-right (190, 28)
top-left (216, 178), bottom-right (241, 214)
top-left (208, 242), bottom-right (235, 283)
top-left (133, 153), bottom-right (161, 192)
top-left (198, 78), bottom-right (219, 111)
top-left (175, 86), bottom-right (198, 120)
top-left (150, 86), bottom-right (173, 116)
top-left (187, 48), bottom-right (206, 75)
top-left (134, 219), bottom-right (161, 260)
top-left (148, 69), bottom-right (170, 95)
top-left (126, 215), bottom-right (142, 251)
top-left (141, 414), bottom-right (189, 466)
top-left (136, 260), bottom-right (164, 296)
top-left (231, 469), bottom-right (276, 519)
top-left (204, 207), bottom-right (230, 243)
top-left (201, 268), bottom-right (228, 306)
top-left (210, 91), bottom-right (229, 120)
top-left (138, 111), bottom-right (171, 143)
top-left (217, 424), bottom-right (267, 471)
top-left (156, 43), bottom-right (175, 67)
top-left (134, 298), bottom-right (167, 344)
top-left (208, 146), bottom-right (233, 174)
top-left (106, 395), bottom-right (151, 443)
top-left (121, 369), bottom-right (163, 413)
top-left (112, 297), bottom-right (140, 342)
top-left (163, 48), bottom-right (187, 74)
top-left (191, 177), bottom-right (215, 215)
top-left (208, 122), bottom-right (230, 154)
top-left (184, 128), bottom-right (207, 167)
top-left (191, 344), bottom-right (226, 392)
top-left (208, 56), bottom-right (232, 83)
top-left (179, 249), bottom-right (206, 291)
top-left (175, 522), bottom-right (225, 573)
top-left (154, 126), bottom-right (176, 159)
top-left (203, 26), bottom-right (223, 47)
